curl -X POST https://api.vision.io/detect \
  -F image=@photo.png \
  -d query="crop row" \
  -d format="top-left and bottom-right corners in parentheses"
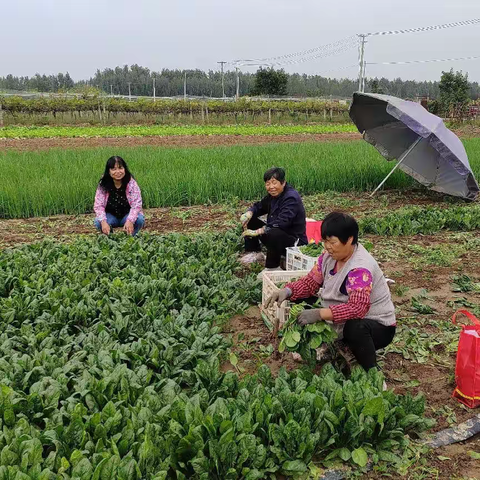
top-left (0, 232), bottom-right (433, 478)
top-left (0, 142), bottom-right (412, 219)
top-left (360, 204), bottom-right (480, 236)
top-left (0, 124), bottom-right (356, 139)
top-left (0, 97), bottom-right (349, 116)
top-left (2, 139), bottom-right (480, 220)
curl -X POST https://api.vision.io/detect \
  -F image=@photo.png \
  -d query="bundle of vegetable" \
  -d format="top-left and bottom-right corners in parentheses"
top-left (278, 303), bottom-right (337, 365)
top-left (299, 242), bottom-right (324, 257)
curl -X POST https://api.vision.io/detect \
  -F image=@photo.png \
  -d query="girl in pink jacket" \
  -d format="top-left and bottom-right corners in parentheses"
top-left (94, 156), bottom-right (145, 236)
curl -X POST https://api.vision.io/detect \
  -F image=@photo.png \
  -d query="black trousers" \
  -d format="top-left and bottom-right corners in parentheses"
top-left (343, 318), bottom-right (396, 370)
top-left (244, 217), bottom-right (297, 268)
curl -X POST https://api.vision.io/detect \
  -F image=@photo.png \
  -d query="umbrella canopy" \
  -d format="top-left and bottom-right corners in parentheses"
top-left (349, 92), bottom-right (479, 201)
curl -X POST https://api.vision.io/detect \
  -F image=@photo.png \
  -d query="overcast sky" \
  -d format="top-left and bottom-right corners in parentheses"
top-left (2, 0), bottom-right (480, 83)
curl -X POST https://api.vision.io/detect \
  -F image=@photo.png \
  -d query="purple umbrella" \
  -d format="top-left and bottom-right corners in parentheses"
top-left (349, 92), bottom-right (479, 201)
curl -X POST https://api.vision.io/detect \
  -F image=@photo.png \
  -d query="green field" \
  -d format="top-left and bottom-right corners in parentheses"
top-left (0, 124), bottom-right (356, 139)
top-left (0, 232), bottom-right (435, 478)
top-left (1, 132), bottom-right (479, 478)
top-left (1, 139), bottom-right (480, 219)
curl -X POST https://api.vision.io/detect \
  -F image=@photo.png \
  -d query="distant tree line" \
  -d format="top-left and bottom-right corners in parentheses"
top-left (0, 72), bottom-right (75, 93)
top-left (1, 64), bottom-right (480, 100)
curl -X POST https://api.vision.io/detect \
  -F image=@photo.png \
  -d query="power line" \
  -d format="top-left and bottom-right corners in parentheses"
top-left (367, 18), bottom-right (480, 37)
top-left (232, 18), bottom-right (480, 70)
top-left (368, 54), bottom-right (480, 66)
top-left (357, 18), bottom-right (480, 91)
top-left (254, 35), bottom-right (357, 63)
top-left (234, 40), bottom-right (357, 69)
top-left (232, 35), bottom-right (357, 67)
top-left (273, 39), bottom-right (358, 67)
top-left (229, 17), bottom-right (480, 95)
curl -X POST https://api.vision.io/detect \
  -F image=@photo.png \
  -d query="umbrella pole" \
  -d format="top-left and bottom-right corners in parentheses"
top-left (371, 136), bottom-right (422, 197)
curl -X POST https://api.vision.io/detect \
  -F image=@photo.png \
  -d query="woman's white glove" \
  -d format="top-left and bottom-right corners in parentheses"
top-left (240, 211), bottom-right (253, 227)
top-left (242, 227), bottom-right (265, 238)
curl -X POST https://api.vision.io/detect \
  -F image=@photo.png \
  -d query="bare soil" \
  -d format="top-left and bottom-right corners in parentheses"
top-left (221, 305), bottom-right (300, 377)
top-left (0, 189), bottom-right (467, 250)
top-left (0, 132), bottom-right (361, 152)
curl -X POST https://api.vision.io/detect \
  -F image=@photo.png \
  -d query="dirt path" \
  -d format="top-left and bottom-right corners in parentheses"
top-left (0, 189), bottom-right (465, 250)
top-left (0, 132), bottom-right (361, 152)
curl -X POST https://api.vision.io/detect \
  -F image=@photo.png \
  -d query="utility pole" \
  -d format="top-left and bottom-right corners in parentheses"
top-left (128, 82), bottom-right (132, 101)
top-left (110, 85), bottom-right (113, 96)
top-left (357, 34), bottom-right (367, 92)
top-left (217, 61), bottom-right (227, 98)
top-left (153, 77), bottom-right (156, 102)
top-left (362, 60), bottom-right (367, 93)
top-left (235, 67), bottom-right (240, 100)
top-left (184, 72), bottom-right (187, 100)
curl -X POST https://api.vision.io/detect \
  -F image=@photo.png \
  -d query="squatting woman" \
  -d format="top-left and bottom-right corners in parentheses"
top-left (94, 156), bottom-right (145, 236)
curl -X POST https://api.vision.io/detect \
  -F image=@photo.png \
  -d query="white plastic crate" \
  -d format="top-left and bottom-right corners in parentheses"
top-left (260, 269), bottom-right (310, 331)
top-left (286, 246), bottom-right (318, 272)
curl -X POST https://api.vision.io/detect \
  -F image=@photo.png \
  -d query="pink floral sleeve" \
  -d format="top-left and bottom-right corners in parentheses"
top-left (345, 268), bottom-right (373, 294)
top-left (93, 186), bottom-right (108, 222)
top-left (126, 179), bottom-right (143, 223)
top-left (330, 268), bottom-right (373, 323)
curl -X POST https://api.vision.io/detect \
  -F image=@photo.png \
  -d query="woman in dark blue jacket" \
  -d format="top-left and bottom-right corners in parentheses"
top-left (240, 167), bottom-right (307, 272)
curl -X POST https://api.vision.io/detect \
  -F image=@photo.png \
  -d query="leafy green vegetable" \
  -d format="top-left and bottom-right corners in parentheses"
top-left (352, 447), bottom-right (368, 467)
top-left (278, 303), bottom-right (337, 365)
top-left (451, 274), bottom-right (480, 293)
top-left (299, 243), bottom-right (324, 257)
top-left (0, 232), bottom-right (434, 477)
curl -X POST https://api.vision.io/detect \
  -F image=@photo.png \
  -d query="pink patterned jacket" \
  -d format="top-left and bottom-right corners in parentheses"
top-left (94, 178), bottom-right (143, 223)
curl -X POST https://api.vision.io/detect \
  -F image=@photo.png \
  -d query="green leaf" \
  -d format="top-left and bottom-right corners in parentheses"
top-left (3, 408), bottom-right (15, 427)
top-left (352, 447), bottom-right (368, 467)
top-left (338, 448), bottom-right (351, 461)
top-left (282, 460), bottom-right (308, 473)
top-left (92, 458), bottom-right (108, 480)
top-left (60, 457), bottom-right (71, 471)
top-left (362, 397), bottom-right (385, 424)
top-left (229, 353), bottom-right (238, 367)
top-left (437, 455), bottom-right (450, 461)
top-left (309, 335), bottom-right (323, 349)
top-left (101, 455), bottom-right (120, 480)
top-left (378, 450), bottom-right (402, 464)
top-left (118, 458), bottom-right (140, 480)
top-left (70, 449), bottom-right (84, 467)
top-left (72, 458), bottom-right (94, 480)
top-left (67, 414), bottom-right (85, 447)
top-left (468, 451), bottom-right (480, 460)
top-left (284, 331), bottom-right (299, 348)
top-left (0, 447), bottom-right (17, 466)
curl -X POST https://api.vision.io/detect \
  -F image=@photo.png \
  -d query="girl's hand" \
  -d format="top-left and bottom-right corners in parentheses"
top-left (101, 220), bottom-right (110, 235)
top-left (124, 220), bottom-right (134, 235)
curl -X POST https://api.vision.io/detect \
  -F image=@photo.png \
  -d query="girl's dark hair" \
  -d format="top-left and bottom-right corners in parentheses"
top-left (99, 156), bottom-right (133, 192)
top-left (321, 212), bottom-right (359, 245)
top-left (264, 167), bottom-right (286, 183)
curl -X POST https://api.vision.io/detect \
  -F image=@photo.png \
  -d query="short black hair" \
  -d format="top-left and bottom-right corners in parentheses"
top-left (264, 167), bottom-right (286, 183)
top-left (321, 212), bottom-right (359, 245)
